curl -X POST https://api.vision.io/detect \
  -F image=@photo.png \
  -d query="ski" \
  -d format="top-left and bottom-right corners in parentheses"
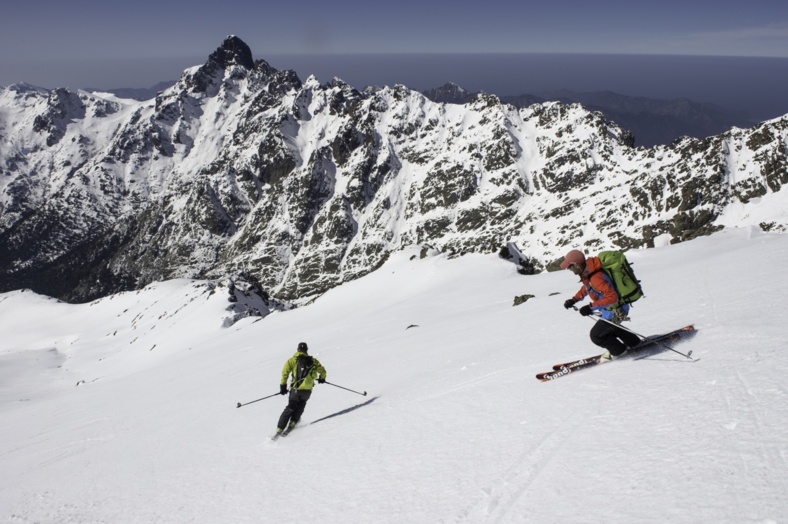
top-left (537, 356), bottom-right (605, 381)
top-left (537, 325), bottom-right (697, 381)
top-left (550, 325), bottom-right (695, 371)
top-left (632, 324), bottom-right (696, 360)
top-left (551, 354), bottom-right (607, 371)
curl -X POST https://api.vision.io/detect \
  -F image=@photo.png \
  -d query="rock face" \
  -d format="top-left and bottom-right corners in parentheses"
top-left (1, 36), bottom-right (787, 304)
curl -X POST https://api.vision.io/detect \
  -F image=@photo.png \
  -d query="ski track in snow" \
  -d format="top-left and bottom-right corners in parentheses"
top-left (459, 407), bottom-right (590, 523)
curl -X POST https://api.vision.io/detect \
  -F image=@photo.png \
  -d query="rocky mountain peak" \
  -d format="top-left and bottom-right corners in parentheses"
top-left (188, 35), bottom-right (255, 93)
top-left (421, 82), bottom-right (474, 104)
top-left (212, 35), bottom-right (255, 70)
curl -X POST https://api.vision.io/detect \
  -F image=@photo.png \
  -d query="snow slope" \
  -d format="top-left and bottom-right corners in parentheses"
top-left (1, 228), bottom-right (787, 523)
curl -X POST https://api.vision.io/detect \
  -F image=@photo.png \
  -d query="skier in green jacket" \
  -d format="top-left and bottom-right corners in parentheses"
top-left (276, 342), bottom-right (327, 436)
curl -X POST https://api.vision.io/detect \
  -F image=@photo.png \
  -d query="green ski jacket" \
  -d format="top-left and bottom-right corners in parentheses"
top-left (281, 351), bottom-right (327, 391)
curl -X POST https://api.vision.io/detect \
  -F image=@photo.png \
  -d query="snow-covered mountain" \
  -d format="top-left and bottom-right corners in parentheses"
top-left (532, 89), bottom-right (755, 147)
top-left (422, 83), bottom-right (755, 147)
top-left (1, 35), bottom-right (787, 306)
top-left (81, 81), bottom-right (177, 102)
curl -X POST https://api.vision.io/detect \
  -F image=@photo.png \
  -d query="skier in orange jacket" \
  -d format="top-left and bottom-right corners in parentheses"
top-left (561, 249), bottom-right (640, 359)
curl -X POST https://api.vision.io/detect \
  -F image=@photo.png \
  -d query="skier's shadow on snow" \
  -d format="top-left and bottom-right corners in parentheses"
top-left (309, 396), bottom-right (380, 425)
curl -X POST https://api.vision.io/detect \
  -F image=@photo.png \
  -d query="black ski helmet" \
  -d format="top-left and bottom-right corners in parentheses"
top-left (298, 342), bottom-right (308, 352)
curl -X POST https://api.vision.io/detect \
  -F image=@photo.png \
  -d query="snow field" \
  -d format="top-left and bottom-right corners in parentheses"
top-left (1, 228), bottom-right (787, 523)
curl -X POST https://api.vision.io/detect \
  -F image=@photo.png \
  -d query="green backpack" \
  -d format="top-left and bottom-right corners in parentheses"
top-left (596, 251), bottom-right (644, 307)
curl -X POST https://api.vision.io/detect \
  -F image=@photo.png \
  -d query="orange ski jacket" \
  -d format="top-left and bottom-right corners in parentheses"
top-left (571, 256), bottom-right (620, 310)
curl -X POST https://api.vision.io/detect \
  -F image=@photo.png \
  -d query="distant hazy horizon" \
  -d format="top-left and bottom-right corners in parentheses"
top-left (4, 53), bottom-right (787, 121)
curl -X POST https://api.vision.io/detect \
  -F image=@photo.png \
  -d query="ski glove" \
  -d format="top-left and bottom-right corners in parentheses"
top-left (318, 377), bottom-right (326, 384)
top-left (579, 305), bottom-right (593, 316)
top-left (280, 384), bottom-right (287, 395)
top-left (564, 299), bottom-right (576, 310)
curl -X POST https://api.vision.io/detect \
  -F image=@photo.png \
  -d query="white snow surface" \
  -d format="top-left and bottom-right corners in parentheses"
top-left (1, 228), bottom-right (787, 523)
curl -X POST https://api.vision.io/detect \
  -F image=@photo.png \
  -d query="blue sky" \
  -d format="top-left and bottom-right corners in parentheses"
top-left (4, 0), bottom-right (788, 60)
top-left (1, 0), bottom-right (788, 117)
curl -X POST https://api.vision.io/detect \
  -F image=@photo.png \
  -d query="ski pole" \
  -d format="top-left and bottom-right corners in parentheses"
top-left (574, 307), bottom-right (693, 359)
top-left (322, 381), bottom-right (367, 396)
top-left (236, 392), bottom-right (281, 409)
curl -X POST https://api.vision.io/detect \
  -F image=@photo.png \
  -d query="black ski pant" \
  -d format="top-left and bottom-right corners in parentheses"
top-left (277, 389), bottom-right (312, 430)
top-left (589, 320), bottom-right (641, 356)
